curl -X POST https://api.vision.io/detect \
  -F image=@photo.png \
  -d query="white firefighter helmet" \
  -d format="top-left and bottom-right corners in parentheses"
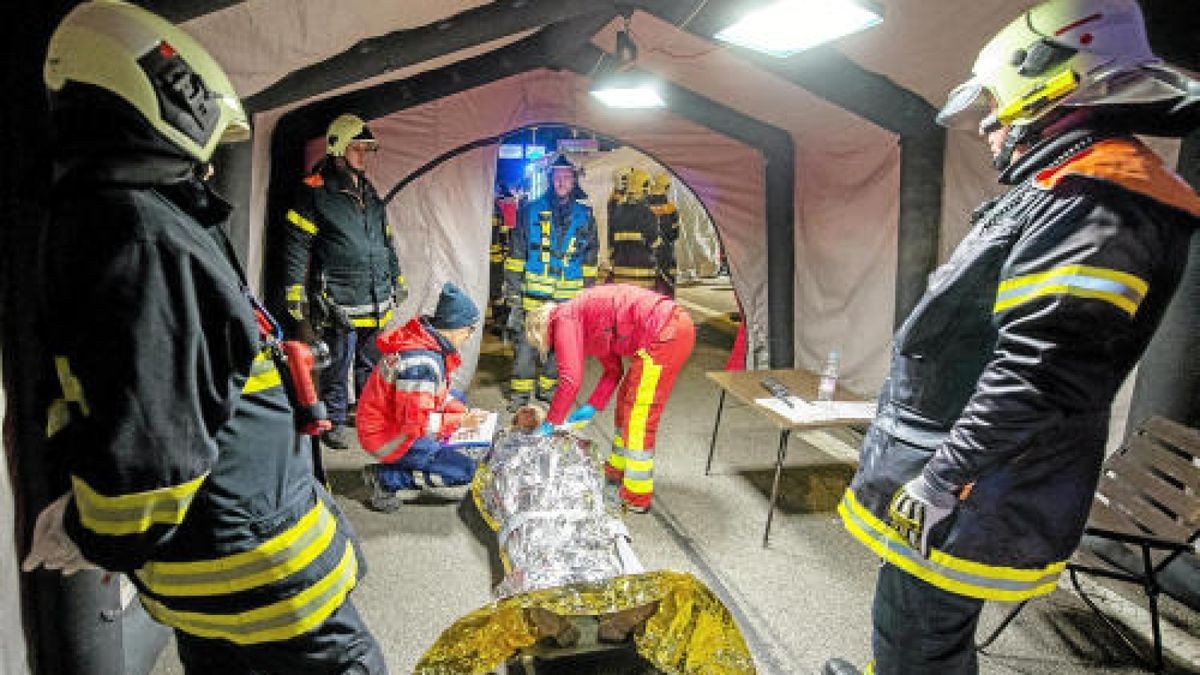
top-left (937, 0), bottom-right (1194, 135)
top-left (326, 113), bottom-right (379, 157)
top-left (44, 0), bottom-right (249, 163)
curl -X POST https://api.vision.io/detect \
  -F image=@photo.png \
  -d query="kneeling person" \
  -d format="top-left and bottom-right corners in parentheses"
top-left (358, 283), bottom-right (487, 511)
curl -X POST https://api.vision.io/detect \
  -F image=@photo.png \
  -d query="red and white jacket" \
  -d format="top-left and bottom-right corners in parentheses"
top-left (357, 318), bottom-right (466, 462)
top-left (546, 285), bottom-right (676, 424)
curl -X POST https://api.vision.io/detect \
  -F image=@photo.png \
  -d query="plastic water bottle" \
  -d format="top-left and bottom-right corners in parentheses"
top-left (817, 350), bottom-right (840, 402)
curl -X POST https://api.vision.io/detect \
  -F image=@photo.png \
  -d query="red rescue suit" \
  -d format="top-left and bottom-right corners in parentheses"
top-left (546, 285), bottom-right (696, 508)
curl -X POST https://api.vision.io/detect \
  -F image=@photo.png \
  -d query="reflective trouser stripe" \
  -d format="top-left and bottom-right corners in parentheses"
top-left (243, 350), bottom-right (282, 394)
top-left (141, 542), bottom-right (358, 645)
top-left (510, 379), bottom-right (534, 393)
top-left (136, 502), bottom-right (336, 597)
top-left (349, 309), bottom-right (393, 328)
top-left (625, 350), bottom-right (663, 451)
top-left (837, 489), bottom-right (1064, 601)
top-left (606, 436), bottom-right (626, 473)
top-left (622, 448), bottom-right (654, 495)
top-left (538, 376), bottom-right (557, 392)
top-left (286, 209), bottom-right (318, 235)
top-left (72, 473), bottom-right (207, 536)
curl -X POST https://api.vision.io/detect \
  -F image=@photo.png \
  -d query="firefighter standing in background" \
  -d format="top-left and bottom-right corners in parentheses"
top-left (824, 1), bottom-right (1199, 673)
top-left (282, 113), bottom-right (406, 450)
top-left (648, 171), bottom-right (681, 297)
top-left (487, 186), bottom-right (516, 336)
top-left (24, 2), bottom-right (385, 671)
top-left (607, 168), bottom-right (660, 290)
top-left (504, 154), bottom-right (599, 409)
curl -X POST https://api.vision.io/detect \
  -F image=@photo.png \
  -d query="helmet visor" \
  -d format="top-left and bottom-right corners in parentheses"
top-left (936, 78), bottom-right (994, 131)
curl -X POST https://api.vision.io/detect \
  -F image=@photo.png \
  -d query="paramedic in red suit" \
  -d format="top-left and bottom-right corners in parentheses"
top-left (524, 284), bottom-right (696, 513)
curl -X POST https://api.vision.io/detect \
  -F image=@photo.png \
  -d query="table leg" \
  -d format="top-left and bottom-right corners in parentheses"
top-left (763, 429), bottom-right (791, 548)
top-left (704, 389), bottom-right (726, 476)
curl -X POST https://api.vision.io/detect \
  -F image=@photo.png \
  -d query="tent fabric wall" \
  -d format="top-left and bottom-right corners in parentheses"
top-left (272, 69), bottom-right (767, 383)
top-left (1, 357), bottom-right (31, 675)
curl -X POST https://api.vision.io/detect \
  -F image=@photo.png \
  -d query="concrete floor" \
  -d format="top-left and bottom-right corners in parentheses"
top-left (152, 283), bottom-right (1200, 674)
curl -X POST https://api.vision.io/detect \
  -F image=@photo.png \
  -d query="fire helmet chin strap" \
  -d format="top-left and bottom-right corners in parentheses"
top-left (992, 123), bottom-right (1037, 171)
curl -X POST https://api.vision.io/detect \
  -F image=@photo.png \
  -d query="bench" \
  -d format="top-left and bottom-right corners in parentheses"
top-left (977, 415), bottom-right (1200, 672)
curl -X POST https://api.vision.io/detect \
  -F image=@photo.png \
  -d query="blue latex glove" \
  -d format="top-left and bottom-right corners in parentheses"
top-left (536, 421), bottom-right (554, 436)
top-left (566, 404), bottom-right (597, 429)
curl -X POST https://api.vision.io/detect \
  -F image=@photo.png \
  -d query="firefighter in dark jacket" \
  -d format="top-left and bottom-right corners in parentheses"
top-left (824, 1), bottom-right (1200, 674)
top-left (607, 168), bottom-right (660, 290)
top-left (648, 171), bottom-right (681, 297)
top-left (283, 113), bottom-right (405, 449)
top-left (24, 2), bottom-right (385, 672)
top-left (504, 154), bottom-right (599, 408)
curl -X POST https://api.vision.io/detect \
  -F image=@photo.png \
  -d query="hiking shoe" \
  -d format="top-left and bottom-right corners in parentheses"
top-left (623, 501), bottom-right (651, 515)
top-left (361, 466), bottom-right (400, 513)
top-left (321, 425), bottom-right (351, 450)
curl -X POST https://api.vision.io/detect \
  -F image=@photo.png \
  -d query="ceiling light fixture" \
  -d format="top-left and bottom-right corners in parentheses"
top-left (715, 0), bottom-right (882, 58)
top-left (590, 17), bottom-right (667, 109)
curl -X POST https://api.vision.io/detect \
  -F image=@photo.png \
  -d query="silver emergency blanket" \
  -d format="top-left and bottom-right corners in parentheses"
top-left (477, 430), bottom-right (639, 599)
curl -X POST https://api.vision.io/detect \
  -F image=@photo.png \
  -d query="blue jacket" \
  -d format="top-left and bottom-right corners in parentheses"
top-left (503, 192), bottom-right (598, 309)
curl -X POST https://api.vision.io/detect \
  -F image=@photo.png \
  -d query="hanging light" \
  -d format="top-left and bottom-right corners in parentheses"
top-left (715, 0), bottom-right (882, 58)
top-left (590, 18), bottom-right (666, 109)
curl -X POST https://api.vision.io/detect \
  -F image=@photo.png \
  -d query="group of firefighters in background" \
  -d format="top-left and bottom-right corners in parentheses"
top-left (488, 156), bottom-right (683, 411)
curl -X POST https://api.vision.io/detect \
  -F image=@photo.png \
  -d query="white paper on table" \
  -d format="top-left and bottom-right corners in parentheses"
top-left (754, 397), bottom-right (876, 424)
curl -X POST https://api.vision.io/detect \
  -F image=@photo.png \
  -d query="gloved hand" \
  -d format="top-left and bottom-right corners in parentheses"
top-left (286, 284), bottom-right (305, 322)
top-left (22, 493), bottom-right (99, 576)
top-left (887, 475), bottom-right (960, 558)
top-left (536, 421), bottom-right (554, 436)
top-left (566, 404), bottom-right (596, 429)
top-left (506, 305), bottom-right (525, 334)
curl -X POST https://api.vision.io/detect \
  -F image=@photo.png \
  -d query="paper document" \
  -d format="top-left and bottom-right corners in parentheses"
top-left (444, 411), bottom-right (499, 448)
top-left (754, 397), bottom-right (876, 424)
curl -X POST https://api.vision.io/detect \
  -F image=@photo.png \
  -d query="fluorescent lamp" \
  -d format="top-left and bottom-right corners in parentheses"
top-left (590, 84), bottom-right (666, 108)
top-left (715, 0), bottom-right (882, 57)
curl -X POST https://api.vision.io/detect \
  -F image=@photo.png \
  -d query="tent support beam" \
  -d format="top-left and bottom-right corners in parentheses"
top-left (895, 129), bottom-right (946, 327)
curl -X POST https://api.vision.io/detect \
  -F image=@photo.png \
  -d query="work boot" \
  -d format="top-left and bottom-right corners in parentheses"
top-left (361, 465), bottom-right (400, 513)
top-left (321, 424), bottom-right (351, 450)
top-left (506, 395), bottom-right (531, 413)
top-left (822, 658), bottom-right (863, 675)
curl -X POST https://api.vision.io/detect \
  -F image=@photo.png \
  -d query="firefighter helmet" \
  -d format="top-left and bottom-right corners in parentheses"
top-left (44, 0), bottom-right (249, 163)
top-left (627, 169), bottom-right (652, 200)
top-left (937, 0), bottom-right (1193, 136)
top-left (326, 114), bottom-right (378, 157)
top-left (613, 167), bottom-right (632, 193)
top-left (650, 172), bottom-right (672, 196)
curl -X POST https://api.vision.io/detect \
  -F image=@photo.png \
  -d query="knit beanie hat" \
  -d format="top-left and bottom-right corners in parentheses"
top-left (430, 282), bottom-right (480, 329)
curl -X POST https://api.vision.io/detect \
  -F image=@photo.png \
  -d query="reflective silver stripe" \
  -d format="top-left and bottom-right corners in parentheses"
top-left (371, 434), bottom-right (409, 459)
top-left (624, 449), bottom-right (654, 461)
top-left (392, 380), bottom-right (439, 394)
top-left (136, 503), bottom-right (335, 597)
top-left (339, 299), bottom-right (395, 316)
top-left (624, 468), bottom-right (654, 481)
top-left (837, 490), bottom-right (1063, 601)
top-left (397, 354), bottom-right (444, 381)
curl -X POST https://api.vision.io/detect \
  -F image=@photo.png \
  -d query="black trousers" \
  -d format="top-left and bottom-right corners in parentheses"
top-left (871, 563), bottom-right (984, 674)
top-left (319, 325), bottom-right (380, 425)
top-left (175, 597), bottom-right (386, 674)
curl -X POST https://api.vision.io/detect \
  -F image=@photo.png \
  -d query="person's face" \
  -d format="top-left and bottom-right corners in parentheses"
top-left (551, 169), bottom-right (574, 199)
top-left (442, 323), bottom-right (478, 350)
top-left (343, 142), bottom-right (375, 171)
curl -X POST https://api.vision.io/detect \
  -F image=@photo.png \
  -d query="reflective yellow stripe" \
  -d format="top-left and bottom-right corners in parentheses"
top-left (623, 476), bottom-right (653, 493)
top-left (614, 232), bottom-right (644, 242)
top-left (538, 376), bottom-right (557, 391)
top-left (350, 309), bottom-right (393, 328)
top-left (625, 349), bottom-right (662, 451)
top-left (137, 502), bottom-right (336, 597)
top-left (72, 473), bottom-right (207, 536)
top-left (243, 351), bottom-right (282, 394)
top-left (285, 284), bottom-right (304, 303)
top-left (837, 489), bottom-right (1064, 601)
top-left (54, 356), bottom-right (90, 417)
top-left (510, 379), bottom-right (534, 393)
top-left (505, 259), bottom-right (526, 272)
top-left (490, 254), bottom-right (504, 263)
top-left (994, 264), bottom-right (1147, 316)
top-left (606, 448), bottom-right (627, 471)
top-left (141, 542), bottom-right (357, 645)
top-left (582, 265), bottom-right (598, 277)
top-left (612, 266), bottom-right (657, 278)
top-left (286, 209), bottom-right (318, 235)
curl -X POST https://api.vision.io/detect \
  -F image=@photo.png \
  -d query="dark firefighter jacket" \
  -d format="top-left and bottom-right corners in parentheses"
top-left (608, 198), bottom-right (660, 288)
top-left (839, 131), bottom-right (1200, 602)
top-left (41, 125), bottom-right (364, 645)
top-left (504, 192), bottom-right (599, 310)
top-left (648, 191), bottom-right (681, 284)
top-left (283, 159), bottom-right (402, 328)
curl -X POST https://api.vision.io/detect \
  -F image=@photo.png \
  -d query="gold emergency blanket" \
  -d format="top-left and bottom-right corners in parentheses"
top-left (415, 569), bottom-right (756, 674)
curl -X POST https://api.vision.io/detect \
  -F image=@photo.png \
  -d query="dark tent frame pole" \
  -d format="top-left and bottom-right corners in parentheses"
top-left (894, 129), bottom-right (947, 326)
top-left (1127, 129), bottom-right (1200, 429)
